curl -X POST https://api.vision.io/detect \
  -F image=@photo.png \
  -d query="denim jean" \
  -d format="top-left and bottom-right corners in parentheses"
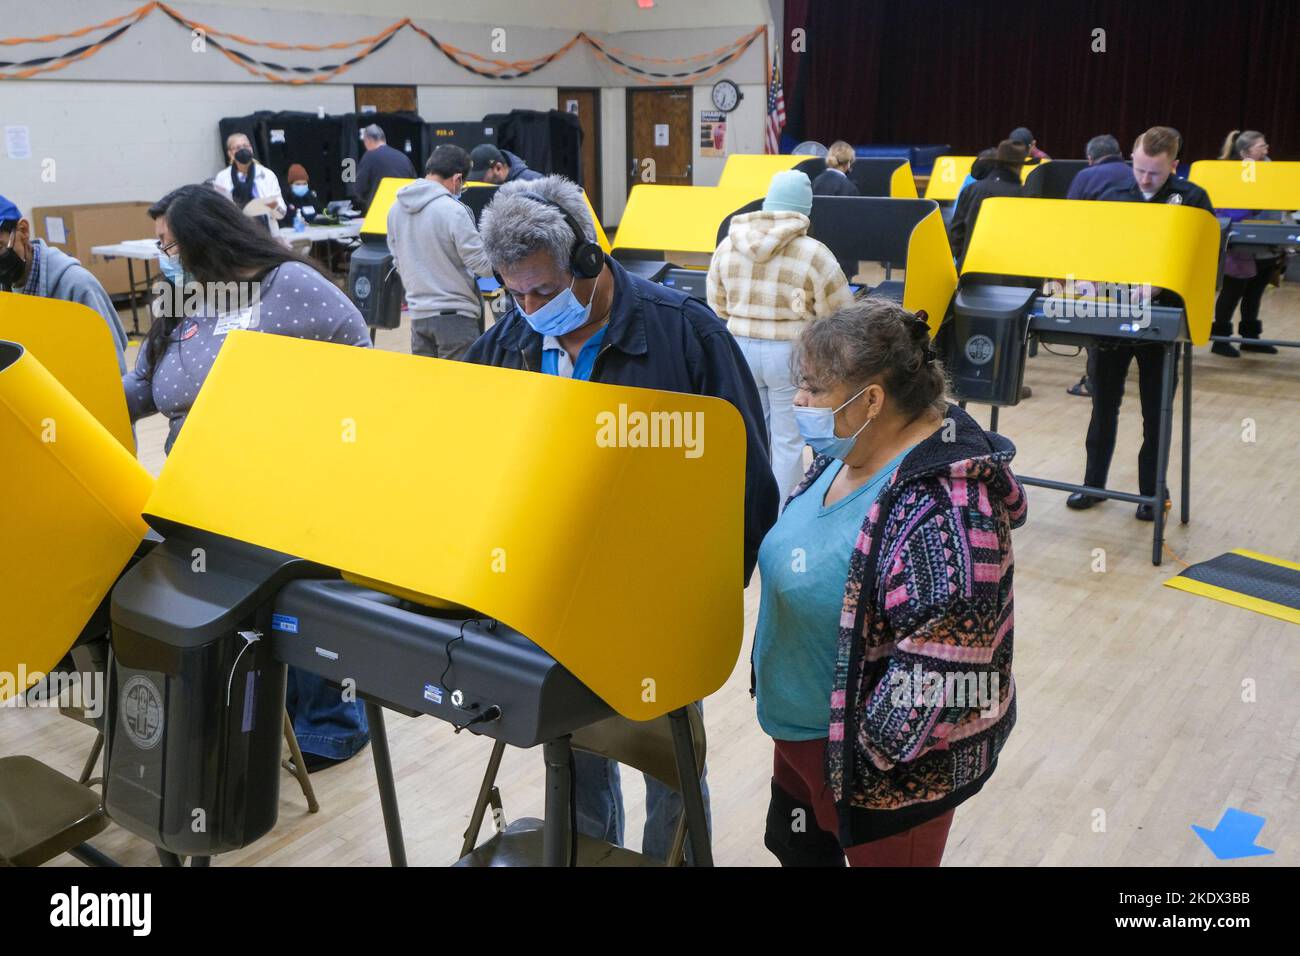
top-left (284, 666), bottom-right (370, 760)
top-left (572, 706), bottom-right (712, 863)
top-left (733, 335), bottom-right (805, 501)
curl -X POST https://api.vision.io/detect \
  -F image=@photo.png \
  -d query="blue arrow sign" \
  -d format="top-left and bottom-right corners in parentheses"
top-left (1191, 808), bottom-right (1274, 860)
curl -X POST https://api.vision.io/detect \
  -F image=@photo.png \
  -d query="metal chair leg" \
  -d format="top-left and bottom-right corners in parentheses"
top-left (78, 732), bottom-right (104, 786)
top-left (460, 740), bottom-right (507, 858)
top-left (282, 710), bottom-right (320, 813)
top-left (668, 706), bottom-right (713, 867)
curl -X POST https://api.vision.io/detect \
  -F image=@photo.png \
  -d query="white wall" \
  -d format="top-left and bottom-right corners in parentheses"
top-left (0, 1), bottom-right (775, 227)
top-left (0, 81), bottom-right (353, 220)
top-left (692, 83), bottom-right (768, 187)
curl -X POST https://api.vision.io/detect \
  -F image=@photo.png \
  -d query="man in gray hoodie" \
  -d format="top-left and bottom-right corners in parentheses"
top-left (387, 145), bottom-right (494, 360)
top-left (0, 194), bottom-right (128, 374)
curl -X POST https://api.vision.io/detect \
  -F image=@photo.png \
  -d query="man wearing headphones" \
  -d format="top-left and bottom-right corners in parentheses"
top-left (466, 176), bottom-right (779, 862)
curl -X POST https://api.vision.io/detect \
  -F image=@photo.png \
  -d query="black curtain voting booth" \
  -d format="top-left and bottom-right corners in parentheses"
top-left (427, 121), bottom-right (499, 154)
top-left (341, 111), bottom-right (428, 174)
top-left (486, 109), bottom-right (584, 185)
top-left (218, 109), bottom-right (583, 206)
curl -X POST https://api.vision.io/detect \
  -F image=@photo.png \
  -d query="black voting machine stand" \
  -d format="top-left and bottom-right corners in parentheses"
top-left (1214, 218), bottom-right (1300, 351)
top-left (943, 279), bottom-right (1195, 567)
top-left (102, 523), bottom-right (713, 868)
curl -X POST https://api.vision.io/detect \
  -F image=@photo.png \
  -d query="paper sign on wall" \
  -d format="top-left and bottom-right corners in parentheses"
top-left (5, 126), bottom-right (31, 160)
top-left (654, 124), bottom-right (670, 147)
top-left (566, 99), bottom-right (579, 114)
top-left (45, 216), bottom-right (67, 246)
top-left (699, 111), bottom-right (726, 158)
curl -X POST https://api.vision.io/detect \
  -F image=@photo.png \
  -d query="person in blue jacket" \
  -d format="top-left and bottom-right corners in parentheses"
top-left (466, 175), bottom-right (779, 862)
top-left (1066, 134), bottom-right (1133, 202)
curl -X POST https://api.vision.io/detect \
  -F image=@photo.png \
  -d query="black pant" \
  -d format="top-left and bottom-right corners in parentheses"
top-left (1084, 343), bottom-right (1176, 497)
top-left (1212, 267), bottom-right (1274, 339)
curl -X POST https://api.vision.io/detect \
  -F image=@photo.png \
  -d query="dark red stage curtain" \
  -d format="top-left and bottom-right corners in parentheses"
top-left (783, 0), bottom-right (1300, 163)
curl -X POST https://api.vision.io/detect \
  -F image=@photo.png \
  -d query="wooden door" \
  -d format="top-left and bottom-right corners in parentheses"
top-left (627, 88), bottom-right (693, 193)
top-left (558, 88), bottom-right (602, 219)
top-left (354, 85), bottom-right (417, 114)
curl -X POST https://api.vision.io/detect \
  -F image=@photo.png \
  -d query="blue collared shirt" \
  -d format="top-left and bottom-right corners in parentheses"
top-left (541, 324), bottom-right (608, 381)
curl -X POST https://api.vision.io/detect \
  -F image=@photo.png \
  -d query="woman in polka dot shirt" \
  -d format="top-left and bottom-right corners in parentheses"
top-left (125, 184), bottom-right (372, 455)
top-left (124, 183), bottom-right (373, 770)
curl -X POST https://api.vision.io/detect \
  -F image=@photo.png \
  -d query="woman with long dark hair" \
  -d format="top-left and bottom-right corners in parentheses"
top-left (124, 183), bottom-right (373, 770)
top-left (126, 183), bottom-right (370, 451)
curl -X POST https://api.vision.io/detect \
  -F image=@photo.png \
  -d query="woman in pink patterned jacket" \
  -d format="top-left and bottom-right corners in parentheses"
top-left (754, 298), bottom-right (1026, 866)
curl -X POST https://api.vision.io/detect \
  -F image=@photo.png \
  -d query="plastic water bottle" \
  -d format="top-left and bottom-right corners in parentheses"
top-left (294, 209), bottom-right (306, 233)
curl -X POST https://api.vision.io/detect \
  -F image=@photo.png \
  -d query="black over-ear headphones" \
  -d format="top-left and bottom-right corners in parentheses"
top-left (517, 192), bottom-right (604, 279)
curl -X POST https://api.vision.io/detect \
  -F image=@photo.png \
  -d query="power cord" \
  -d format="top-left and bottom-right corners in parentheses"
top-left (226, 629), bottom-right (261, 708)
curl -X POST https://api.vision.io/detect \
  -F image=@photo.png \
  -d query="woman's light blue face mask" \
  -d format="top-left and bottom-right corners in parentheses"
top-left (159, 253), bottom-right (184, 284)
top-left (517, 271), bottom-right (598, 337)
top-left (793, 384), bottom-right (873, 460)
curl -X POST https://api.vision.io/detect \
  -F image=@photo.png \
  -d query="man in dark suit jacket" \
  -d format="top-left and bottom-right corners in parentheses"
top-left (812, 140), bottom-right (861, 197)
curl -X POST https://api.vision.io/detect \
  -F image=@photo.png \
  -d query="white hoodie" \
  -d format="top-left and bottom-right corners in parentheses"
top-left (386, 179), bottom-right (494, 319)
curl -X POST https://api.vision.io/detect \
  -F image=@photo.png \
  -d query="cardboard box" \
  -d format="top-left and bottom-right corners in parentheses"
top-left (30, 202), bottom-right (155, 298)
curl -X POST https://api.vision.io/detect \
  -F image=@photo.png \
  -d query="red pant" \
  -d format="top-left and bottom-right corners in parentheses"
top-left (773, 738), bottom-right (955, 866)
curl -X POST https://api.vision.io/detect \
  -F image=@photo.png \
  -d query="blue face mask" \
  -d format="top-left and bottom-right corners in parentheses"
top-left (793, 384), bottom-right (872, 460)
top-left (517, 272), bottom-right (598, 337)
top-left (159, 254), bottom-right (185, 284)
top-left (291, 183), bottom-right (309, 197)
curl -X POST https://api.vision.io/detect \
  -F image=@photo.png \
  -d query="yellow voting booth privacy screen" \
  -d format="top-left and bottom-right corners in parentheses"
top-left (0, 292), bottom-right (134, 451)
top-left (0, 340), bottom-right (153, 701)
top-left (146, 332), bottom-right (747, 719)
top-left (1188, 160), bottom-right (1300, 211)
top-left (361, 177), bottom-right (612, 252)
top-left (962, 197), bottom-right (1222, 344)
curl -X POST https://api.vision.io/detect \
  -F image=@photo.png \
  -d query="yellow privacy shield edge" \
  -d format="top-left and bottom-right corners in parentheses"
top-left (904, 205), bottom-right (958, 334)
top-left (890, 162), bottom-right (918, 199)
top-left (361, 177), bottom-right (611, 252)
top-left (925, 156), bottom-right (975, 201)
top-left (147, 332), bottom-right (746, 719)
top-left (612, 184), bottom-right (759, 255)
top-left (717, 153), bottom-right (808, 193)
top-left (923, 156), bottom-right (1043, 201)
top-left (961, 197), bottom-right (1221, 344)
top-left (1188, 160), bottom-right (1300, 210)
top-left (0, 292), bottom-right (134, 451)
top-left (0, 342), bottom-right (153, 700)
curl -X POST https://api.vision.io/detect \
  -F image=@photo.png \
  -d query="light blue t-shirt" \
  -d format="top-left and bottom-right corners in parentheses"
top-left (753, 448), bottom-right (911, 741)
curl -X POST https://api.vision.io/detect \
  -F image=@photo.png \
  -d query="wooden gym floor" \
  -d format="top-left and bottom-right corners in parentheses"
top-left (4, 279), bottom-right (1297, 866)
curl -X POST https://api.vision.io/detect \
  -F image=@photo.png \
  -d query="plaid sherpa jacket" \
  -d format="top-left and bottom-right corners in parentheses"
top-left (786, 404), bottom-right (1026, 845)
top-left (707, 210), bottom-right (853, 341)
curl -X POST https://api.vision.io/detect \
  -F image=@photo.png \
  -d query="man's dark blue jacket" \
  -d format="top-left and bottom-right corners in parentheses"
top-left (1066, 155), bottom-right (1134, 201)
top-left (465, 256), bottom-right (780, 583)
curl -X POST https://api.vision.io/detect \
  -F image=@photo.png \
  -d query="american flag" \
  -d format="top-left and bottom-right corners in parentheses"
top-left (765, 57), bottom-right (786, 154)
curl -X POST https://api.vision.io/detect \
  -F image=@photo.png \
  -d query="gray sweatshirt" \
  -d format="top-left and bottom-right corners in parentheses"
top-left (30, 239), bottom-right (128, 374)
top-left (123, 261), bottom-right (371, 454)
top-left (386, 179), bottom-right (493, 320)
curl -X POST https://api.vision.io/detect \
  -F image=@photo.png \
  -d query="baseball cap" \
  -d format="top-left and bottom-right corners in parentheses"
top-left (0, 194), bottom-right (21, 224)
top-left (468, 144), bottom-right (505, 180)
